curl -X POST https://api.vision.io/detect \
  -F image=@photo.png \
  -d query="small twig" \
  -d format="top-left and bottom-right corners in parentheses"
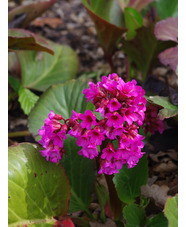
top-left (103, 50), bottom-right (116, 73)
top-left (8, 130), bottom-right (32, 138)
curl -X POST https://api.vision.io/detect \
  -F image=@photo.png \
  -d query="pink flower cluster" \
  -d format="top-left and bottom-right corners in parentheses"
top-left (142, 103), bottom-right (164, 135)
top-left (38, 111), bottom-right (67, 163)
top-left (38, 74), bottom-right (147, 175)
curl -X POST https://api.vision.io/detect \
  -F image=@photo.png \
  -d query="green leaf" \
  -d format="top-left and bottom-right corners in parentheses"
top-left (164, 194), bottom-right (178, 227)
top-left (62, 136), bottom-right (96, 217)
top-left (28, 79), bottom-right (88, 136)
top-left (95, 183), bottom-right (109, 222)
top-left (17, 41), bottom-right (79, 91)
top-left (18, 87), bottom-right (39, 115)
top-left (8, 76), bottom-right (20, 92)
top-left (124, 7), bottom-right (143, 40)
top-left (123, 204), bottom-right (146, 227)
top-left (147, 213), bottom-right (168, 227)
top-left (145, 96), bottom-right (178, 120)
top-left (113, 155), bottom-right (148, 204)
top-left (8, 0), bottom-right (57, 28)
top-left (8, 143), bottom-right (71, 226)
top-left (81, 0), bottom-right (126, 55)
top-left (88, 0), bottom-right (125, 27)
top-left (8, 28), bottom-right (54, 55)
top-left (152, 0), bottom-right (178, 19)
top-left (122, 26), bottom-right (177, 80)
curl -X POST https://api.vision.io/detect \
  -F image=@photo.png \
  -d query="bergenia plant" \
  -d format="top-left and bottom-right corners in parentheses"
top-left (38, 73), bottom-right (147, 174)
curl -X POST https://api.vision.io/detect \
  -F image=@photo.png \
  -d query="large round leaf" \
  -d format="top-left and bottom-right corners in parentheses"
top-left (28, 79), bottom-right (88, 136)
top-left (62, 136), bottom-right (96, 217)
top-left (113, 155), bottom-right (148, 204)
top-left (8, 143), bottom-right (71, 226)
top-left (123, 204), bottom-right (146, 227)
top-left (164, 194), bottom-right (178, 227)
top-left (17, 42), bottom-right (79, 91)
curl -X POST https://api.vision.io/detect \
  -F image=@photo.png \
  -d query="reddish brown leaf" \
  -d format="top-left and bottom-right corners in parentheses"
top-left (31, 17), bottom-right (63, 29)
top-left (154, 17), bottom-right (178, 42)
top-left (104, 202), bottom-right (114, 219)
top-left (8, 28), bottom-right (54, 55)
top-left (82, 4), bottom-right (126, 56)
top-left (8, 0), bottom-right (57, 28)
top-left (154, 17), bottom-right (178, 72)
top-left (158, 46), bottom-right (178, 72)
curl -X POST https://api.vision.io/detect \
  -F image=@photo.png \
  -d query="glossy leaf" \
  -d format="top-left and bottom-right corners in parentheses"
top-left (113, 155), bottom-right (148, 204)
top-left (28, 79), bottom-right (88, 136)
top-left (18, 87), bottom-right (39, 115)
top-left (62, 136), bottom-right (96, 216)
top-left (8, 143), bottom-right (71, 226)
top-left (152, 0), bottom-right (178, 19)
top-left (147, 213), bottom-right (168, 227)
top-left (17, 41), bottom-right (78, 91)
top-left (124, 7), bottom-right (143, 40)
top-left (145, 96), bottom-right (178, 120)
top-left (122, 26), bottom-right (177, 80)
top-left (123, 204), bottom-right (146, 227)
top-left (8, 75), bottom-right (20, 92)
top-left (81, 0), bottom-right (126, 55)
top-left (164, 194), bottom-right (178, 227)
top-left (8, 28), bottom-right (54, 55)
top-left (8, 0), bottom-right (57, 28)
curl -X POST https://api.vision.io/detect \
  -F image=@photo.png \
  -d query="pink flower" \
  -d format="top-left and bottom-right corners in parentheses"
top-left (71, 110), bottom-right (81, 120)
top-left (107, 98), bottom-right (121, 112)
top-left (68, 124), bottom-right (83, 138)
top-left (88, 127), bottom-right (105, 145)
top-left (38, 111), bottom-right (68, 163)
top-left (95, 99), bottom-right (109, 117)
top-left (83, 82), bottom-right (100, 102)
top-left (80, 110), bottom-right (97, 129)
top-left (142, 103), bottom-right (165, 135)
top-left (105, 127), bottom-right (123, 140)
top-left (49, 147), bottom-right (62, 163)
top-left (106, 112), bottom-right (123, 129)
top-left (76, 133), bottom-right (90, 147)
top-left (121, 107), bottom-right (138, 125)
top-left (101, 143), bottom-right (116, 161)
top-left (38, 74), bottom-right (147, 174)
top-left (48, 111), bottom-right (63, 120)
top-left (78, 145), bottom-right (98, 159)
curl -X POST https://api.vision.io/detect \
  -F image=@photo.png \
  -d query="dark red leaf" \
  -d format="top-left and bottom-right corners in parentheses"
top-left (154, 17), bottom-right (178, 42)
top-left (8, 28), bottom-right (54, 55)
top-left (8, 0), bottom-right (57, 28)
top-left (82, 1), bottom-right (127, 56)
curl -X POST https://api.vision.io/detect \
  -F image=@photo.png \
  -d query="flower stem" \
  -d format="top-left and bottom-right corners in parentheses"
top-left (104, 51), bottom-right (116, 73)
top-left (125, 56), bottom-right (130, 82)
top-left (104, 174), bottom-right (122, 221)
top-left (8, 130), bottom-right (31, 138)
